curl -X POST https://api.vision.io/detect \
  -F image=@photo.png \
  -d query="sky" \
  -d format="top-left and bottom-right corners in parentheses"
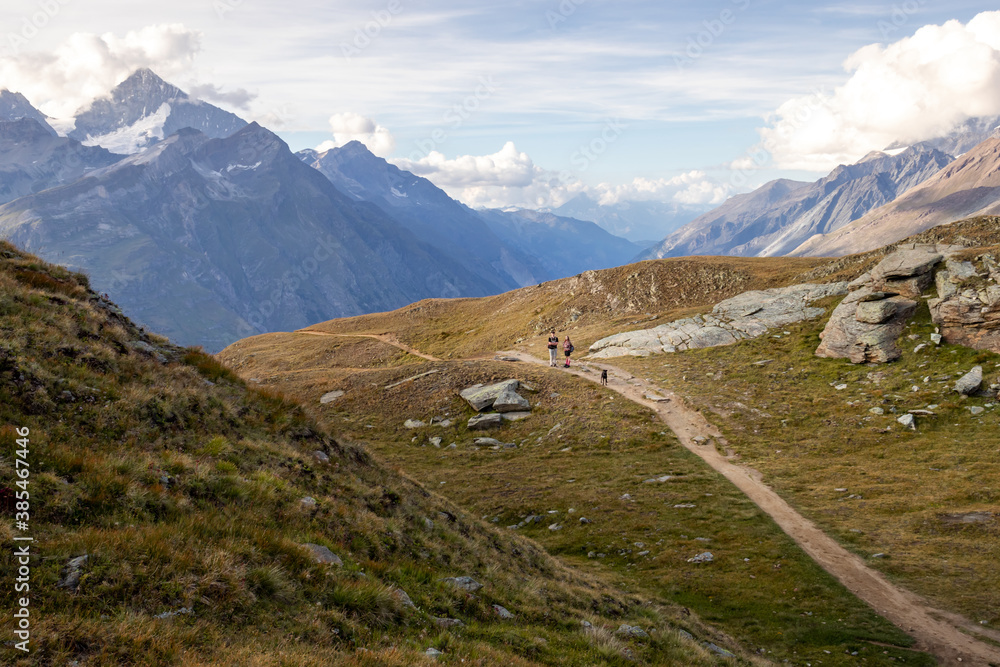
top-left (1, 0), bottom-right (999, 210)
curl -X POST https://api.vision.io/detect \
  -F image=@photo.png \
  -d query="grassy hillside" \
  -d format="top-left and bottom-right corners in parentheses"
top-left (296, 256), bottom-right (829, 360)
top-left (611, 264), bottom-right (1000, 632)
top-left (222, 328), bottom-right (937, 662)
top-left (0, 240), bottom-right (767, 666)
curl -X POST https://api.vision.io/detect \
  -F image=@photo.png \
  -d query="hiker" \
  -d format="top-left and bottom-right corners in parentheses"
top-left (563, 336), bottom-right (574, 367)
top-left (547, 330), bottom-right (559, 367)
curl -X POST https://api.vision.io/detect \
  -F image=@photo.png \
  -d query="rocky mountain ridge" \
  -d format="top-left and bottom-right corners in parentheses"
top-left (0, 118), bottom-right (119, 204)
top-left (0, 123), bottom-right (502, 351)
top-left (792, 137), bottom-right (1000, 257)
top-left (644, 145), bottom-right (953, 260)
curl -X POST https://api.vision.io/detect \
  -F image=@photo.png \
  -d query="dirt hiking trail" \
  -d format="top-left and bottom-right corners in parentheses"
top-left (296, 330), bottom-right (442, 362)
top-left (500, 350), bottom-right (1000, 667)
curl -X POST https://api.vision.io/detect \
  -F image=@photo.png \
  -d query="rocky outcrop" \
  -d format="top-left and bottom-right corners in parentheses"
top-left (929, 254), bottom-right (1000, 353)
top-left (588, 282), bottom-right (847, 358)
top-left (814, 247), bottom-right (952, 363)
top-left (813, 245), bottom-right (974, 363)
top-left (815, 287), bottom-right (918, 363)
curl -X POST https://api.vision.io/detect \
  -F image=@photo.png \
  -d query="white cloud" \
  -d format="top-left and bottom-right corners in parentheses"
top-left (0, 24), bottom-right (202, 120)
top-left (392, 141), bottom-right (572, 208)
top-left (595, 173), bottom-right (731, 206)
top-left (758, 10), bottom-right (1000, 171)
top-left (187, 82), bottom-right (257, 110)
top-left (392, 142), bottom-right (729, 210)
top-left (316, 112), bottom-right (396, 157)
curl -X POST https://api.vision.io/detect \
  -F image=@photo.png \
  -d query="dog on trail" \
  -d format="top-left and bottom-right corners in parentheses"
top-left (600, 369), bottom-right (608, 386)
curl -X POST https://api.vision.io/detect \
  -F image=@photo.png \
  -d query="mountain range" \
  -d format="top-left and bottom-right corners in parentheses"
top-left (791, 136), bottom-right (1000, 256)
top-left (0, 69), bottom-right (642, 350)
top-left (642, 144), bottom-right (954, 260)
top-left (552, 193), bottom-right (706, 245)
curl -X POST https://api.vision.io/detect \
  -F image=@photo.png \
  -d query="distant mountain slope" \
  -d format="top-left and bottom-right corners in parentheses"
top-left (792, 137), bottom-right (1000, 257)
top-left (0, 118), bottom-right (118, 204)
top-left (0, 89), bottom-right (57, 134)
top-left (553, 193), bottom-right (705, 244)
top-left (69, 68), bottom-right (247, 153)
top-left (299, 141), bottom-right (547, 289)
top-left (475, 207), bottom-right (642, 278)
top-left (641, 178), bottom-right (810, 258)
top-left (0, 124), bottom-right (507, 351)
top-left (644, 145), bottom-right (952, 260)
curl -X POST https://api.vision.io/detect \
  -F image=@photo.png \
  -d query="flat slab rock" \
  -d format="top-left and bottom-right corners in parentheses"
top-left (588, 282), bottom-right (847, 358)
top-left (468, 413), bottom-right (503, 430)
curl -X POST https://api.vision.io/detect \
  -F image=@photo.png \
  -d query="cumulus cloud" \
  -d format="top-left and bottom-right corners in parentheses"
top-left (316, 112), bottom-right (396, 157)
top-left (0, 24), bottom-right (202, 121)
top-left (391, 142), bottom-right (729, 210)
top-left (758, 10), bottom-right (1000, 171)
top-left (188, 82), bottom-right (257, 110)
top-left (392, 141), bottom-right (572, 208)
top-left (595, 173), bottom-right (731, 206)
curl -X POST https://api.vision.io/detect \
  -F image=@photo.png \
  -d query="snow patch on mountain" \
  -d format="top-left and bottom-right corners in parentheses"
top-left (226, 161), bottom-right (262, 172)
top-left (81, 103), bottom-right (171, 154)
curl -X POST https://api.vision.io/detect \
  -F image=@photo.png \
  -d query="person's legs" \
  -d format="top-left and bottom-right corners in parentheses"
top-left (549, 348), bottom-right (557, 366)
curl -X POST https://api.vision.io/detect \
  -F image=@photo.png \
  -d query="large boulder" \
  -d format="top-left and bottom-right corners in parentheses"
top-left (460, 380), bottom-right (521, 411)
top-left (954, 366), bottom-right (983, 395)
top-left (816, 288), bottom-right (917, 363)
top-left (493, 387), bottom-right (531, 413)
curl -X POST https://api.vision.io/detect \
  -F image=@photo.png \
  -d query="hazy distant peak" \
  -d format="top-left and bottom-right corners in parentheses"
top-left (0, 90), bottom-right (57, 135)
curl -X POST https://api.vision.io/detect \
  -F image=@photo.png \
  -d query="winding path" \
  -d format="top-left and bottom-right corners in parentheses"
top-left (296, 330), bottom-right (442, 362)
top-left (500, 350), bottom-right (1000, 667)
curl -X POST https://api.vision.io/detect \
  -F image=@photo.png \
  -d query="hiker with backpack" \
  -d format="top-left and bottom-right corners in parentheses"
top-left (547, 330), bottom-right (560, 367)
top-left (563, 336), bottom-right (574, 367)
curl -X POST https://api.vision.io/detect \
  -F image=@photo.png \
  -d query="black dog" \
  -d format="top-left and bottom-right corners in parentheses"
top-left (600, 369), bottom-right (608, 386)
